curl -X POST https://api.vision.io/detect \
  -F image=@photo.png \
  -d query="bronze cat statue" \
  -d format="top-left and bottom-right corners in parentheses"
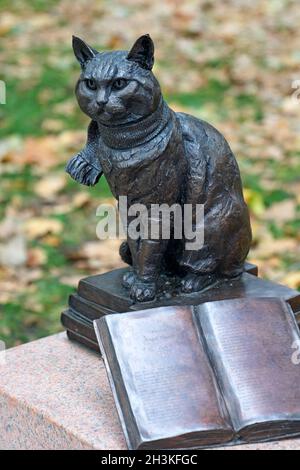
top-left (66, 34), bottom-right (252, 302)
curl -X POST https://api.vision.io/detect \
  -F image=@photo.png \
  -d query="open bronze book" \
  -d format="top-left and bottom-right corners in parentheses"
top-left (94, 297), bottom-right (300, 449)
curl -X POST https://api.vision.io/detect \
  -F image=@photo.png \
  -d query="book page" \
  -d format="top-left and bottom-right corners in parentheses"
top-left (99, 305), bottom-right (233, 449)
top-left (197, 298), bottom-right (300, 435)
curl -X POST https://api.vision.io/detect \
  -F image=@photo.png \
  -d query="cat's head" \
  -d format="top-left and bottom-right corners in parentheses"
top-left (72, 34), bottom-right (161, 126)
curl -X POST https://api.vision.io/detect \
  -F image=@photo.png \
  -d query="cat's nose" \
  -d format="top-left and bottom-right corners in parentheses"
top-left (96, 91), bottom-right (108, 107)
top-left (96, 98), bottom-right (108, 106)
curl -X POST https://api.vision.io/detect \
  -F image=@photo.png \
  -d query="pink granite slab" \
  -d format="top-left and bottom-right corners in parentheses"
top-left (0, 332), bottom-right (299, 450)
top-left (0, 332), bottom-right (126, 450)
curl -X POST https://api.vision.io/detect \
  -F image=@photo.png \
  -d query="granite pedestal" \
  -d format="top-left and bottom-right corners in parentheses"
top-left (0, 333), bottom-right (299, 450)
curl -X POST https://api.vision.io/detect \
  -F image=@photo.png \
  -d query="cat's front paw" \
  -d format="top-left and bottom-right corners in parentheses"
top-left (130, 279), bottom-right (157, 302)
top-left (122, 270), bottom-right (137, 289)
top-left (180, 273), bottom-right (215, 293)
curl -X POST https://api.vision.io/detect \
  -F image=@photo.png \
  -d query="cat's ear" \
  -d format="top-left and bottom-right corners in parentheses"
top-left (127, 34), bottom-right (154, 70)
top-left (72, 36), bottom-right (98, 68)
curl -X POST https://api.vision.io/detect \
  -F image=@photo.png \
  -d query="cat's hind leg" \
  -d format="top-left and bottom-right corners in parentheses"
top-left (179, 246), bottom-right (219, 293)
top-left (218, 221), bottom-right (251, 279)
top-left (180, 272), bottom-right (217, 293)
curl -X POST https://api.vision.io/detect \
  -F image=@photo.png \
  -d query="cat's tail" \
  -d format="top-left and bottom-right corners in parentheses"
top-left (119, 241), bottom-right (132, 265)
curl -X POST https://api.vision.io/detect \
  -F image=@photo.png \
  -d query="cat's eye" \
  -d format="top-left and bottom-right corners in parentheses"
top-left (85, 78), bottom-right (97, 90)
top-left (112, 78), bottom-right (128, 90)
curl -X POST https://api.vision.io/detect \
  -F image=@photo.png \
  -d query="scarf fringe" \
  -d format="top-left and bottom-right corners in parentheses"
top-left (66, 152), bottom-right (102, 186)
top-left (65, 120), bottom-right (102, 186)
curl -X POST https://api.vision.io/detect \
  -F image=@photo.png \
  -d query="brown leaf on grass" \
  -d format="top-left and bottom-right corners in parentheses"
top-left (26, 247), bottom-right (47, 268)
top-left (21, 269), bottom-right (43, 284)
top-left (24, 218), bottom-right (63, 239)
top-left (264, 199), bottom-right (297, 224)
top-left (33, 174), bottom-right (67, 199)
top-left (0, 13), bottom-right (19, 37)
top-left (232, 55), bottom-right (258, 83)
top-left (19, 136), bottom-right (63, 168)
top-left (282, 272), bottom-right (300, 290)
top-left (66, 239), bottom-right (125, 272)
top-left (0, 235), bottom-right (27, 268)
top-left (10, 131), bottom-right (85, 169)
top-left (59, 274), bottom-right (83, 287)
top-left (23, 313), bottom-right (44, 325)
top-left (0, 266), bottom-right (43, 303)
top-left (52, 100), bottom-right (76, 115)
top-left (0, 216), bottom-right (21, 240)
top-left (40, 190), bottom-right (93, 216)
top-left (41, 235), bottom-right (61, 247)
top-left (41, 119), bottom-right (66, 133)
top-left (72, 192), bottom-right (92, 209)
top-left (0, 137), bottom-right (23, 163)
top-left (250, 235), bottom-right (299, 259)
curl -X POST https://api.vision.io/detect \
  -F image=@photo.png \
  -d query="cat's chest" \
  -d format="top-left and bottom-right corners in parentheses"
top-left (99, 134), bottom-right (186, 203)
